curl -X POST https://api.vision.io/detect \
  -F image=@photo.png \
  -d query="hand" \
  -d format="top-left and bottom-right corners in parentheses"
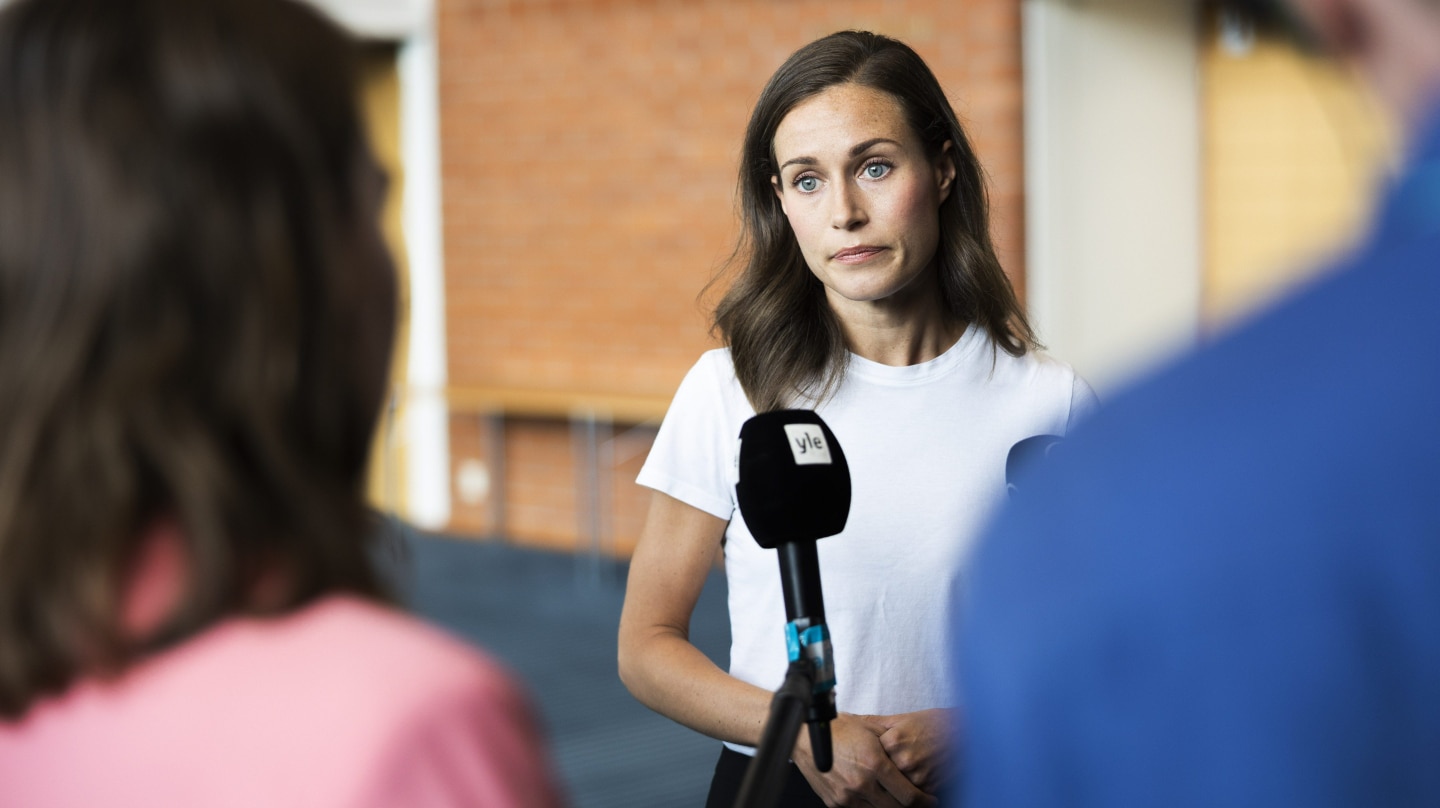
top-left (857, 708), bottom-right (955, 795)
top-left (794, 713), bottom-right (937, 807)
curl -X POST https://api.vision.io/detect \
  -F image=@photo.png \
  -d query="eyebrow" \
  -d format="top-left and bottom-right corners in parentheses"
top-left (777, 137), bottom-right (902, 172)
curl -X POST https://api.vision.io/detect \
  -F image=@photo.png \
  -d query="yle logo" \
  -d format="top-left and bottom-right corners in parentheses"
top-left (783, 424), bottom-right (833, 465)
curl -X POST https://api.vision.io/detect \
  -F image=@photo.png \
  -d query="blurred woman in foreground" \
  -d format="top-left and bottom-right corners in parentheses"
top-left (0, 0), bottom-right (560, 805)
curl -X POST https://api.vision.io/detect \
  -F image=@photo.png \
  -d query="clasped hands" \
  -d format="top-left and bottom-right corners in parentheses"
top-left (793, 707), bottom-right (953, 808)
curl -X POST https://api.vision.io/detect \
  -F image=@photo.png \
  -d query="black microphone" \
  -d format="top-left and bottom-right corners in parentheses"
top-left (735, 409), bottom-right (850, 773)
top-left (1006, 434), bottom-right (1063, 498)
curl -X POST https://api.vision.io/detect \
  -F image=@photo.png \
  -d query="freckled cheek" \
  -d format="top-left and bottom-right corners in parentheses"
top-left (885, 186), bottom-right (941, 252)
top-left (886, 185), bottom-right (932, 226)
top-left (783, 206), bottom-right (828, 259)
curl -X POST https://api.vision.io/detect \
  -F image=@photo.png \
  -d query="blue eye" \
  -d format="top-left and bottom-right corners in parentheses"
top-left (863, 162), bottom-right (891, 179)
top-left (796, 176), bottom-right (820, 193)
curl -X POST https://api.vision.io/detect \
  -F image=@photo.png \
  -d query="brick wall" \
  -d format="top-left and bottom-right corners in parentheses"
top-left (437, 0), bottom-right (1025, 552)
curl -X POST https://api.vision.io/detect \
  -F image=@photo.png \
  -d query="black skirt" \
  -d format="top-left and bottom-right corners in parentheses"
top-left (704, 746), bottom-right (827, 808)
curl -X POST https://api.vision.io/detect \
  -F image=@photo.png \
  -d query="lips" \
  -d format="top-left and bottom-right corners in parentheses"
top-left (831, 245), bottom-right (887, 263)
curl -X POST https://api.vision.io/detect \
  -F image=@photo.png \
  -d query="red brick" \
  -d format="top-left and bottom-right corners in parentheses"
top-left (437, 0), bottom-right (1024, 553)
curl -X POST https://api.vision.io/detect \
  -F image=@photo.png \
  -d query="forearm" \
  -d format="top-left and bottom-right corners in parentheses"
top-left (618, 626), bottom-right (774, 748)
top-left (618, 492), bottom-right (779, 749)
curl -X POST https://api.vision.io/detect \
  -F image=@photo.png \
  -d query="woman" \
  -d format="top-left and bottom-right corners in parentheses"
top-left (0, 1), bottom-right (560, 805)
top-left (618, 31), bottom-right (1096, 807)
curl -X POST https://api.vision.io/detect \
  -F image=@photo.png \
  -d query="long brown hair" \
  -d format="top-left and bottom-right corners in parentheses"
top-left (713, 31), bottom-right (1036, 413)
top-left (0, 0), bottom-right (395, 718)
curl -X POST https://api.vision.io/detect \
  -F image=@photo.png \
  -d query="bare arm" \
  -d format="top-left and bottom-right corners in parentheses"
top-left (617, 491), bottom-right (775, 746)
top-left (618, 492), bottom-right (931, 807)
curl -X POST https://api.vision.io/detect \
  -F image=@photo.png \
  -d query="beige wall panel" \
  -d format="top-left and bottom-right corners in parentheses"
top-left (359, 46), bottom-right (412, 514)
top-left (1200, 15), bottom-right (1396, 324)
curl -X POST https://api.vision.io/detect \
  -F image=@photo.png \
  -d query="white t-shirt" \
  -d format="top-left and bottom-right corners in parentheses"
top-left (637, 326), bottom-right (1096, 753)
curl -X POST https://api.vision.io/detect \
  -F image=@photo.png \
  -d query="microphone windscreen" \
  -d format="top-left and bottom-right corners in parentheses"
top-left (1006, 434), bottom-right (1063, 493)
top-left (735, 410), bottom-right (851, 549)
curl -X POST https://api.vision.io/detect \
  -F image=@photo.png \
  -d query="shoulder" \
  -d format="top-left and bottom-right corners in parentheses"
top-left (974, 337), bottom-right (1097, 425)
top-left (133, 596), bottom-right (530, 732)
top-left (1077, 241), bottom-right (1432, 465)
top-left (959, 227), bottom-right (1440, 808)
top-left (685, 347), bottom-right (739, 389)
top-left (641, 348), bottom-right (753, 517)
top-left (243, 599), bottom-right (561, 805)
top-left (269, 597), bottom-right (518, 695)
top-left (967, 246), bottom-right (1440, 638)
top-left (0, 596), bottom-right (557, 807)
top-left (995, 343), bottom-right (1084, 387)
top-left (664, 347), bottom-right (750, 420)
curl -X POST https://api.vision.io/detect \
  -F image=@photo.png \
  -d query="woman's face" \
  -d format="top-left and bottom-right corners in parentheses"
top-left (771, 82), bottom-right (955, 316)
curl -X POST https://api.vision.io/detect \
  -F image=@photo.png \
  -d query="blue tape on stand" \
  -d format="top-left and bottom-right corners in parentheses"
top-left (784, 620), bottom-right (837, 694)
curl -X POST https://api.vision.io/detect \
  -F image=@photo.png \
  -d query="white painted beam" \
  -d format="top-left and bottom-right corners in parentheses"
top-left (305, 0), bottom-right (429, 40)
top-left (1023, 0), bottom-right (1203, 393)
top-left (397, 20), bottom-right (452, 529)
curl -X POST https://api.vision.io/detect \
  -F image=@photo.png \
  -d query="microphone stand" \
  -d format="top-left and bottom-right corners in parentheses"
top-left (734, 540), bottom-right (838, 808)
top-left (732, 659), bottom-right (818, 808)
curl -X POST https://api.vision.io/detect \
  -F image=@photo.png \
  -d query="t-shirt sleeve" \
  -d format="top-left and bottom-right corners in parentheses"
top-left (635, 353), bottom-right (740, 521)
top-left (1066, 373), bottom-right (1101, 433)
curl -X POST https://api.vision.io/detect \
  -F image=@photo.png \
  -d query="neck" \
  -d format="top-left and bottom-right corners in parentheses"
top-left (829, 292), bottom-right (965, 367)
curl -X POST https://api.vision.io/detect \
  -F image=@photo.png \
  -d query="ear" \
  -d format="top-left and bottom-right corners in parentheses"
top-left (935, 141), bottom-right (957, 205)
top-left (771, 175), bottom-right (790, 216)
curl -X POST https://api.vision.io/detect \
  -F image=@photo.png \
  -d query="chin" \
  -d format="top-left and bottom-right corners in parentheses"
top-left (827, 286), bottom-right (901, 305)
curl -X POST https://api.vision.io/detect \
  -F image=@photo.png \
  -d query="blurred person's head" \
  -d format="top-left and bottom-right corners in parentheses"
top-left (0, 0), bottom-right (396, 718)
top-left (714, 30), bottom-right (1035, 412)
top-left (1281, 0), bottom-right (1440, 129)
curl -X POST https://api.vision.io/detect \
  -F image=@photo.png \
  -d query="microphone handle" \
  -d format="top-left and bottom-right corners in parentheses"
top-left (777, 541), bottom-right (837, 772)
top-left (778, 541), bottom-right (826, 624)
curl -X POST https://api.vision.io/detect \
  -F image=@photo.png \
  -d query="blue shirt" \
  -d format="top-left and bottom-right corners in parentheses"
top-left (958, 104), bottom-right (1440, 807)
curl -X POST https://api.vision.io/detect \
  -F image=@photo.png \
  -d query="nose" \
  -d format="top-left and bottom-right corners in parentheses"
top-left (829, 179), bottom-right (867, 231)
